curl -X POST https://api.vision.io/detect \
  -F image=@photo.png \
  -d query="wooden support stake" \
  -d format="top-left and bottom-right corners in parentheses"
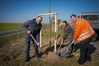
top-left (54, 14), bottom-right (57, 52)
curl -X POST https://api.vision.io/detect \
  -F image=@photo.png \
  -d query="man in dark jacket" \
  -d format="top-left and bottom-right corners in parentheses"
top-left (23, 16), bottom-right (42, 62)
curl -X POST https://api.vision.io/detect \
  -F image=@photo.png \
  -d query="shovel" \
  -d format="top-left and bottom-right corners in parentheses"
top-left (30, 33), bottom-right (45, 52)
top-left (60, 41), bottom-right (74, 56)
top-left (56, 41), bottom-right (63, 55)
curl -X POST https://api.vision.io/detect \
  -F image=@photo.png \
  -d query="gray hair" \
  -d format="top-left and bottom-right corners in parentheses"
top-left (37, 16), bottom-right (43, 20)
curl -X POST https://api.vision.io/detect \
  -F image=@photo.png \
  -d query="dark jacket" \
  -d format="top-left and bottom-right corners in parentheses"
top-left (63, 25), bottom-right (74, 42)
top-left (23, 19), bottom-right (42, 42)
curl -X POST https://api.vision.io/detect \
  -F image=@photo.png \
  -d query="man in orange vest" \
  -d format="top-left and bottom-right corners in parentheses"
top-left (70, 14), bottom-right (95, 65)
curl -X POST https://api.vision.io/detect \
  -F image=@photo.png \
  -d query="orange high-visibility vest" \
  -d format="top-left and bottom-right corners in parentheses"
top-left (73, 18), bottom-right (95, 42)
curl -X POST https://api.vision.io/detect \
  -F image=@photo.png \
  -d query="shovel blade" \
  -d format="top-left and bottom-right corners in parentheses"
top-left (56, 50), bottom-right (61, 56)
top-left (60, 49), bottom-right (70, 56)
top-left (60, 50), bottom-right (66, 56)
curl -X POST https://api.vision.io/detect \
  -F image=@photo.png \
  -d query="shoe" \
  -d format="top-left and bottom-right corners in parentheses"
top-left (35, 55), bottom-right (41, 58)
top-left (25, 58), bottom-right (30, 62)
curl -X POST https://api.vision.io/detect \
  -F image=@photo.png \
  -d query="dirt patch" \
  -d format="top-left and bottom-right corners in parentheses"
top-left (42, 51), bottom-right (60, 64)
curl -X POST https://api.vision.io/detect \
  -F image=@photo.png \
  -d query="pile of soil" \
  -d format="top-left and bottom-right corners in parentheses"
top-left (42, 51), bottom-right (60, 64)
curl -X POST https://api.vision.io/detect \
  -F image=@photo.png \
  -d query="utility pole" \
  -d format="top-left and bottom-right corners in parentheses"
top-left (48, 0), bottom-right (51, 47)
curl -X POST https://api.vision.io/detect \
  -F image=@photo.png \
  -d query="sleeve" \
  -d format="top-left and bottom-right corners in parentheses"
top-left (73, 22), bottom-right (82, 41)
top-left (63, 32), bottom-right (68, 40)
top-left (23, 20), bottom-right (30, 32)
top-left (63, 27), bottom-right (69, 40)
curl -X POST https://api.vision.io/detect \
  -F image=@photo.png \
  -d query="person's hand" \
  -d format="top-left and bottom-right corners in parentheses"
top-left (72, 40), bottom-right (74, 44)
top-left (72, 40), bottom-right (79, 45)
top-left (61, 39), bottom-right (64, 43)
top-left (27, 30), bottom-right (31, 34)
top-left (36, 42), bottom-right (40, 46)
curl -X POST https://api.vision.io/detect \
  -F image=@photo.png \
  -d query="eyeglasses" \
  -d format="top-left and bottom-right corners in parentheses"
top-left (37, 19), bottom-right (42, 22)
top-left (38, 19), bottom-right (41, 21)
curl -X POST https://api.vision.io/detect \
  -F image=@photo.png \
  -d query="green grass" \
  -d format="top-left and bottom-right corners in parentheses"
top-left (0, 32), bottom-right (24, 48)
top-left (0, 27), bottom-right (99, 66)
top-left (42, 23), bottom-right (49, 27)
top-left (0, 23), bottom-right (49, 32)
top-left (0, 23), bottom-right (23, 32)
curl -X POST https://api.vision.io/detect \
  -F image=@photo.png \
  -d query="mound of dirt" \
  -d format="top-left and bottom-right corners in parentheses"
top-left (42, 51), bottom-right (60, 64)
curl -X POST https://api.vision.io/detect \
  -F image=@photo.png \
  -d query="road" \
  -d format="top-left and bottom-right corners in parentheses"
top-left (0, 26), bottom-right (49, 37)
top-left (0, 28), bottom-right (24, 37)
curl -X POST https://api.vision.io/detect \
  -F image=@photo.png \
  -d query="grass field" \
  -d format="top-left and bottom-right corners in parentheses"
top-left (0, 23), bottom-right (23, 32)
top-left (0, 26), bottom-right (99, 66)
top-left (0, 23), bottom-right (49, 32)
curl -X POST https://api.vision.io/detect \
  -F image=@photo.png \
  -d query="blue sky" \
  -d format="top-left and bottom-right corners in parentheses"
top-left (0, 0), bottom-right (99, 23)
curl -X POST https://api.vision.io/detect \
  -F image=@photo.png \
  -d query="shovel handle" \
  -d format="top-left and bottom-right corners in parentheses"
top-left (30, 34), bottom-right (45, 52)
top-left (57, 41), bottom-right (63, 50)
top-left (30, 34), bottom-right (38, 44)
top-left (67, 42), bottom-right (73, 50)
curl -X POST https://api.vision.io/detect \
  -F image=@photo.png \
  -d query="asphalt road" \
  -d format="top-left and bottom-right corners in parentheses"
top-left (0, 26), bottom-right (49, 37)
top-left (0, 28), bottom-right (24, 37)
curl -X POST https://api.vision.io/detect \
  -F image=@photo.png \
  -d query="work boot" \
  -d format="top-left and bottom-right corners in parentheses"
top-left (25, 58), bottom-right (30, 62)
top-left (35, 54), bottom-right (41, 59)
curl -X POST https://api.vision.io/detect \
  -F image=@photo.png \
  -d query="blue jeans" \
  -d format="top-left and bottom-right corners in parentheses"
top-left (25, 37), bottom-right (38, 59)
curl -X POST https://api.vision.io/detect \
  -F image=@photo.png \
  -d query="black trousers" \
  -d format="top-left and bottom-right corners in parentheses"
top-left (78, 36), bottom-right (93, 65)
top-left (69, 43), bottom-right (75, 54)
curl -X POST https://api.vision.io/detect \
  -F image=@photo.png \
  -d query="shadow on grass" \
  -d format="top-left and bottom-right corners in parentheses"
top-left (37, 43), bottom-right (68, 58)
top-left (39, 43), bottom-right (79, 58)
top-left (66, 55), bottom-right (74, 58)
top-left (45, 44), bottom-right (68, 53)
